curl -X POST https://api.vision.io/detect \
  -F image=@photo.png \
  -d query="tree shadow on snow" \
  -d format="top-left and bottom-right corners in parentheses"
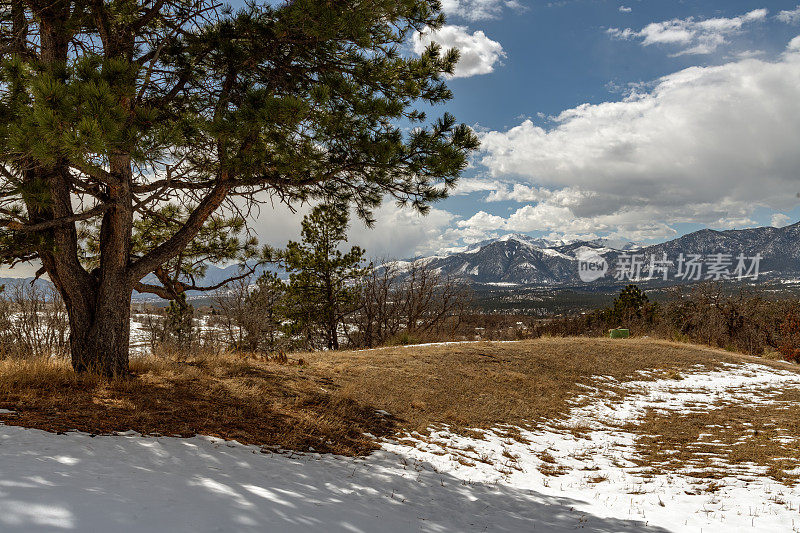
top-left (0, 425), bottom-right (669, 532)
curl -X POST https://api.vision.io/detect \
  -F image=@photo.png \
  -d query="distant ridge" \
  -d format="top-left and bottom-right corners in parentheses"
top-left (4, 222), bottom-right (798, 298)
top-left (406, 221), bottom-right (800, 286)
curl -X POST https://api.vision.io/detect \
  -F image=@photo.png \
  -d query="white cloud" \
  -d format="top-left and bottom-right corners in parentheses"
top-left (457, 211), bottom-right (507, 231)
top-left (778, 5), bottom-right (800, 25)
top-left (608, 8), bottom-right (768, 56)
top-left (0, 262), bottom-right (40, 278)
top-left (772, 213), bottom-right (792, 227)
top-left (474, 43), bottom-right (800, 242)
top-left (412, 25), bottom-right (505, 78)
top-left (789, 36), bottom-right (800, 52)
top-left (619, 6), bottom-right (632, 13)
top-left (236, 195), bottom-right (457, 260)
top-left (733, 49), bottom-right (766, 59)
top-left (485, 183), bottom-right (553, 203)
top-left (440, 0), bottom-right (523, 22)
top-left (450, 198), bottom-right (684, 243)
top-left (452, 177), bottom-right (504, 195)
top-left (484, 184), bottom-right (596, 205)
top-left (350, 203), bottom-right (457, 258)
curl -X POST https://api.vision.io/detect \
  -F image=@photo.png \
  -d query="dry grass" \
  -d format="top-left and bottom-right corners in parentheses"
top-left (0, 337), bottom-right (796, 457)
top-left (0, 351), bottom-right (391, 455)
top-left (627, 389), bottom-right (800, 485)
top-left (302, 338), bottom-right (781, 434)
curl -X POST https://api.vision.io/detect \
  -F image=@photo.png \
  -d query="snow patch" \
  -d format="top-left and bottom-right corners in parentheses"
top-left (2, 361), bottom-right (800, 531)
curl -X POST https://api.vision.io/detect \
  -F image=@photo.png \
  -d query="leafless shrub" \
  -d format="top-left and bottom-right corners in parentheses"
top-left (779, 306), bottom-right (800, 363)
top-left (656, 284), bottom-right (781, 354)
top-left (136, 311), bottom-right (168, 354)
top-left (451, 314), bottom-right (540, 341)
top-left (134, 297), bottom-right (197, 354)
top-left (540, 282), bottom-right (790, 356)
top-left (347, 259), bottom-right (472, 348)
top-left (211, 275), bottom-right (287, 353)
top-left (0, 281), bottom-right (69, 359)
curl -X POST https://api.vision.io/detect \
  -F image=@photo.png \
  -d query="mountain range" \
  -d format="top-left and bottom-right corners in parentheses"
top-left (402, 222), bottom-right (800, 286)
top-left (3, 221), bottom-right (799, 299)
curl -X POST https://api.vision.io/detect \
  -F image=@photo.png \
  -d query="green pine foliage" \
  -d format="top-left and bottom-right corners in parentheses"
top-left (0, 0), bottom-right (478, 372)
top-left (283, 204), bottom-right (368, 350)
top-left (612, 284), bottom-right (651, 324)
top-left (165, 292), bottom-right (195, 351)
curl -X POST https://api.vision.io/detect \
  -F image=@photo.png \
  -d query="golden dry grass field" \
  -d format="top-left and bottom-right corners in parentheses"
top-left (1, 338), bottom-right (799, 482)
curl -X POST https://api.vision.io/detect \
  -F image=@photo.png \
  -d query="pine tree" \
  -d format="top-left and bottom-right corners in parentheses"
top-left (164, 292), bottom-right (194, 351)
top-left (612, 284), bottom-right (650, 323)
top-left (0, 0), bottom-right (479, 374)
top-left (283, 204), bottom-right (367, 350)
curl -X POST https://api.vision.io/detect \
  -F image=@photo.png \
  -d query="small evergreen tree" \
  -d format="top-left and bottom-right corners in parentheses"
top-left (612, 284), bottom-right (650, 324)
top-left (165, 293), bottom-right (194, 351)
top-left (283, 205), bottom-right (368, 350)
top-left (244, 272), bottom-right (287, 353)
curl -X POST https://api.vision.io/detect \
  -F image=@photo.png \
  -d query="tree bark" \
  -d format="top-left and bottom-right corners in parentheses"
top-left (68, 283), bottom-right (132, 376)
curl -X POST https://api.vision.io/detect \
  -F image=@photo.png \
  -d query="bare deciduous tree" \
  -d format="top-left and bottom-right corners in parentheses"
top-left (348, 259), bottom-right (471, 348)
top-left (0, 281), bottom-right (69, 358)
top-left (212, 273), bottom-right (286, 353)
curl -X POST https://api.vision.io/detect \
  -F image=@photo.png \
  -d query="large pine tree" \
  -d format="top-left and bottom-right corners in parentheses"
top-left (0, 0), bottom-right (479, 374)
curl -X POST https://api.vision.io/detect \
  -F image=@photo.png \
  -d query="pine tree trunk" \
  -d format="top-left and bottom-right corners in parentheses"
top-left (67, 282), bottom-right (132, 376)
top-left (328, 321), bottom-right (339, 350)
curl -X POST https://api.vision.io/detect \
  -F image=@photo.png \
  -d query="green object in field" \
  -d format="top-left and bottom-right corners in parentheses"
top-left (609, 328), bottom-right (630, 339)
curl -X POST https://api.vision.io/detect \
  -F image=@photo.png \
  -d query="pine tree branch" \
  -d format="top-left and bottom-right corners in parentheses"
top-left (135, 264), bottom-right (258, 299)
top-left (127, 178), bottom-right (231, 282)
top-left (130, 0), bottom-right (167, 31)
top-left (0, 204), bottom-right (109, 232)
top-left (71, 160), bottom-right (116, 185)
top-left (133, 281), bottom-right (174, 300)
top-left (182, 266), bottom-right (258, 292)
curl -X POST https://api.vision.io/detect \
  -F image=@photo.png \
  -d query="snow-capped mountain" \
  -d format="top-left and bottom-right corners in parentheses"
top-left (411, 222), bottom-right (800, 286)
top-left (410, 235), bottom-right (605, 285)
top-left (462, 233), bottom-right (576, 253)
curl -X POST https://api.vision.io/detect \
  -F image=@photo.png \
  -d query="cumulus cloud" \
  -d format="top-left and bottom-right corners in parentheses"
top-left (452, 177), bottom-right (505, 195)
top-left (485, 183), bottom-right (553, 203)
top-left (458, 211), bottom-right (507, 231)
top-left (440, 0), bottom-right (523, 21)
top-left (349, 203), bottom-right (457, 258)
top-left (412, 25), bottom-right (505, 78)
top-left (772, 213), bottom-right (792, 227)
top-left (472, 41), bottom-right (800, 242)
top-left (239, 197), bottom-right (457, 260)
top-left (608, 8), bottom-right (768, 56)
top-left (778, 5), bottom-right (800, 25)
top-left (619, 6), bottom-right (632, 13)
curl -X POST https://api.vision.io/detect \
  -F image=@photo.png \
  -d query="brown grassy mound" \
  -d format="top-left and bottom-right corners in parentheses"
top-left (0, 353), bottom-right (391, 455)
top-left (0, 338), bottom-right (793, 456)
top-left (308, 338), bottom-right (785, 433)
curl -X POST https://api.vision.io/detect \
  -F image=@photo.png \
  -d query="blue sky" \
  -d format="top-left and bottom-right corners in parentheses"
top-left (444, 1), bottom-right (798, 130)
top-left (156, 1), bottom-right (800, 258)
top-left (13, 0), bottom-right (800, 279)
top-left (246, 1), bottom-right (800, 259)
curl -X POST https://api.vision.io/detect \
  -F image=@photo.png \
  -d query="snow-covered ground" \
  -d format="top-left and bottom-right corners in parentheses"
top-left (2, 362), bottom-right (800, 532)
top-left (129, 314), bottom-right (227, 354)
